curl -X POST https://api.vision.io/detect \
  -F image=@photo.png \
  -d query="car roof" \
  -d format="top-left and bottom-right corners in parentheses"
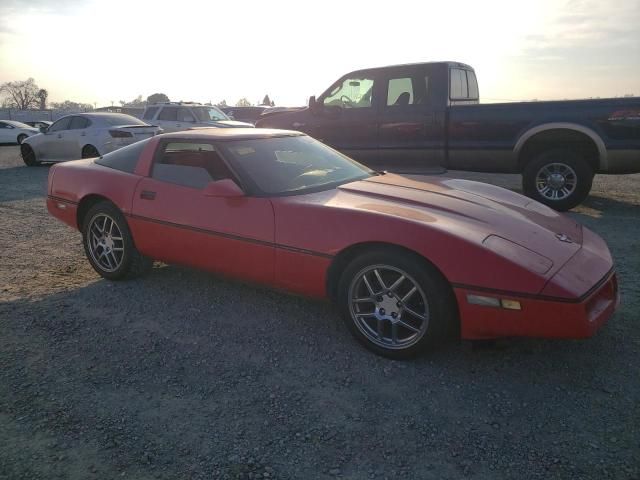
top-left (159, 128), bottom-right (304, 141)
top-left (347, 61), bottom-right (474, 75)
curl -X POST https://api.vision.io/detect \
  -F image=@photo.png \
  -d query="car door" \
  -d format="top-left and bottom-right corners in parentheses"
top-left (155, 106), bottom-right (179, 132)
top-left (59, 116), bottom-right (91, 159)
top-left (0, 121), bottom-right (14, 143)
top-left (130, 140), bottom-right (275, 284)
top-left (308, 72), bottom-right (381, 164)
top-left (376, 66), bottom-right (447, 171)
top-left (38, 116), bottom-right (72, 160)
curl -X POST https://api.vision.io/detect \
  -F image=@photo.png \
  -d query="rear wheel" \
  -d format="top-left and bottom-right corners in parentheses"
top-left (522, 149), bottom-right (593, 211)
top-left (82, 201), bottom-right (152, 280)
top-left (337, 248), bottom-right (455, 359)
top-left (21, 144), bottom-right (39, 166)
top-left (17, 134), bottom-right (27, 144)
top-left (82, 145), bottom-right (100, 159)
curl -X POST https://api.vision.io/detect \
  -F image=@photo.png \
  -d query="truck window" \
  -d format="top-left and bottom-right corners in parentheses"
top-left (386, 76), bottom-right (430, 107)
top-left (450, 69), bottom-right (468, 99)
top-left (467, 71), bottom-right (479, 99)
top-left (143, 107), bottom-right (159, 120)
top-left (158, 107), bottom-right (178, 121)
top-left (322, 77), bottom-right (374, 109)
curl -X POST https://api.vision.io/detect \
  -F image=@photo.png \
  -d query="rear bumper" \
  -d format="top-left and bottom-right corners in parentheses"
top-left (47, 195), bottom-right (79, 230)
top-left (456, 271), bottom-right (619, 340)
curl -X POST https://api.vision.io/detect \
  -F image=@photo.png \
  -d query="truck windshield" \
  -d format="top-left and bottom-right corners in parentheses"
top-left (220, 135), bottom-right (374, 195)
top-left (192, 107), bottom-right (229, 122)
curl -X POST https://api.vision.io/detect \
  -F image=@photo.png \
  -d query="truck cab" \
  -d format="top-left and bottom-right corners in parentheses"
top-left (257, 62), bottom-right (478, 171)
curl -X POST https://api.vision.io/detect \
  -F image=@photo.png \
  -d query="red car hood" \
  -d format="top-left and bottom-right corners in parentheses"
top-left (338, 173), bottom-right (583, 270)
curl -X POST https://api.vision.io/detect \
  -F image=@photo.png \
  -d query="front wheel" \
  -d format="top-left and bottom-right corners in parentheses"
top-left (21, 144), bottom-right (39, 166)
top-left (337, 249), bottom-right (456, 359)
top-left (522, 149), bottom-right (594, 211)
top-left (82, 201), bottom-right (152, 280)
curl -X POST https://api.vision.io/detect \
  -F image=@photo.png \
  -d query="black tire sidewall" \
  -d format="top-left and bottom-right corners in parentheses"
top-left (21, 144), bottom-right (38, 166)
top-left (522, 149), bottom-right (593, 211)
top-left (17, 134), bottom-right (27, 144)
top-left (336, 248), bottom-right (455, 359)
top-left (81, 202), bottom-right (138, 280)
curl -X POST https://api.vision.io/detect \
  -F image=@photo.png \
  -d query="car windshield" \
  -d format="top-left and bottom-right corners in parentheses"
top-left (192, 106), bottom-right (229, 122)
top-left (220, 135), bottom-right (374, 195)
top-left (101, 114), bottom-right (147, 126)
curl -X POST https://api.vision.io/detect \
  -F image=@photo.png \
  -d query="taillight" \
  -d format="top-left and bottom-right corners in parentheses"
top-left (109, 130), bottom-right (133, 138)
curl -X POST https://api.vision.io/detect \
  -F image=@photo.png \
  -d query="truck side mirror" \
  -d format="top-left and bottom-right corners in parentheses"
top-left (308, 96), bottom-right (318, 111)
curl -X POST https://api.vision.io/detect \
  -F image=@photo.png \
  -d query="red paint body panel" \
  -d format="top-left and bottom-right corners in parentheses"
top-left (457, 272), bottom-right (618, 339)
top-left (46, 134), bottom-right (618, 341)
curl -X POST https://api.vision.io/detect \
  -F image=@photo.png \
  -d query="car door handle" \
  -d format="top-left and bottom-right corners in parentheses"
top-left (140, 190), bottom-right (156, 200)
top-left (80, 132), bottom-right (86, 136)
top-left (57, 134), bottom-right (62, 138)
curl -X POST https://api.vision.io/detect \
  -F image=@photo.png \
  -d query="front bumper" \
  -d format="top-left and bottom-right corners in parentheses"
top-left (456, 270), bottom-right (619, 339)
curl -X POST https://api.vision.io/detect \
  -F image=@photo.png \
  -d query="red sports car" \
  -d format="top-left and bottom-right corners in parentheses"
top-left (46, 129), bottom-right (619, 358)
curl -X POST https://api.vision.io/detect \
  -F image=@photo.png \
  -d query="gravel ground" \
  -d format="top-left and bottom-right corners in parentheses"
top-left (1, 144), bottom-right (639, 480)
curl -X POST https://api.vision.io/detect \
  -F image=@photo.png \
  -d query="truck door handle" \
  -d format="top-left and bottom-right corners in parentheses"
top-left (140, 190), bottom-right (156, 200)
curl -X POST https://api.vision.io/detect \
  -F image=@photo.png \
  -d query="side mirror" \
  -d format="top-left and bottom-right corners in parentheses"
top-left (203, 179), bottom-right (244, 198)
top-left (39, 126), bottom-right (48, 133)
top-left (308, 95), bottom-right (319, 112)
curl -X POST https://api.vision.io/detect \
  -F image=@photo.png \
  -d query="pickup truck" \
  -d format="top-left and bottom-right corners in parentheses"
top-left (256, 61), bottom-right (640, 210)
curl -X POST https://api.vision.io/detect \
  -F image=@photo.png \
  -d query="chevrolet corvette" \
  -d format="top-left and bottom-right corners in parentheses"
top-left (46, 129), bottom-right (619, 358)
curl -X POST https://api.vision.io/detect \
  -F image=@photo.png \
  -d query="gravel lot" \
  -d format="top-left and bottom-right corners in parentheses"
top-left (1, 144), bottom-right (639, 480)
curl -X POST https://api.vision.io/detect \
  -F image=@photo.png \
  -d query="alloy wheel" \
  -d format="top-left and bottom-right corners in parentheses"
top-left (348, 264), bottom-right (430, 349)
top-left (535, 162), bottom-right (577, 201)
top-left (86, 213), bottom-right (125, 272)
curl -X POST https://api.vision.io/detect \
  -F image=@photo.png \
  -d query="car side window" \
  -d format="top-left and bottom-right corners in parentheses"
top-left (178, 109), bottom-right (196, 122)
top-left (143, 107), bottom-right (159, 120)
top-left (49, 117), bottom-right (71, 132)
top-left (152, 142), bottom-right (234, 189)
top-left (69, 116), bottom-right (91, 130)
top-left (322, 76), bottom-right (375, 109)
top-left (0, 122), bottom-right (9, 129)
top-left (157, 107), bottom-right (178, 121)
top-left (385, 76), bottom-right (430, 107)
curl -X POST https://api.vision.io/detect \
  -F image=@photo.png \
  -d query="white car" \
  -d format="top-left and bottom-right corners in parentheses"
top-left (21, 113), bottom-right (161, 166)
top-left (0, 120), bottom-right (40, 144)
top-left (141, 102), bottom-right (254, 133)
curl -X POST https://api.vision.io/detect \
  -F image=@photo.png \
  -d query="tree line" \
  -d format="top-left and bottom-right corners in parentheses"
top-left (0, 78), bottom-right (276, 111)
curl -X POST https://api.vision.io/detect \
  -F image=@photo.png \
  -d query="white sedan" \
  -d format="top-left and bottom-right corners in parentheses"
top-left (0, 120), bottom-right (40, 144)
top-left (21, 113), bottom-right (162, 166)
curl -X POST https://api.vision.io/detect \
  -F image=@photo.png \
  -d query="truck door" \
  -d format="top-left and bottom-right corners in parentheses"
top-left (376, 66), bottom-right (447, 172)
top-left (308, 71), bottom-right (381, 165)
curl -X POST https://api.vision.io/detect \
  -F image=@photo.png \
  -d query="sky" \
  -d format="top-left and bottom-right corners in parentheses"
top-left (0, 0), bottom-right (638, 107)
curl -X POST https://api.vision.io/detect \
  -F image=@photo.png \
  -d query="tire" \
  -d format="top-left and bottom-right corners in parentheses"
top-left (82, 145), bottom-right (100, 159)
top-left (337, 248), bottom-right (456, 359)
top-left (522, 149), bottom-right (594, 211)
top-left (82, 201), bottom-right (152, 281)
top-left (17, 134), bottom-right (27, 144)
top-left (20, 144), bottom-right (39, 166)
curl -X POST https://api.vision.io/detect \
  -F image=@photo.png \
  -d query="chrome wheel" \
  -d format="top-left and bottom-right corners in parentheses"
top-left (535, 162), bottom-right (577, 201)
top-left (86, 213), bottom-right (124, 272)
top-left (348, 265), bottom-right (429, 350)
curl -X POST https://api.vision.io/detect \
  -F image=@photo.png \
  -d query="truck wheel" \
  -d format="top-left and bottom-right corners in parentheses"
top-left (522, 149), bottom-right (593, 211)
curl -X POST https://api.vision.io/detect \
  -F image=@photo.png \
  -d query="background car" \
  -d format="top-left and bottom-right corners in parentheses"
top-left (24, 120), bottom-right (53, 130)
top-left (141, 102), bottom-right (254, 132)
top-left (220, 106), bottom-right (270, 125)
top-left (0, 120), bottom-right (40, 144)
top-left (21, 112), bottom-right (162, 166)
top-left (46, 129), bottom-right (618, 359)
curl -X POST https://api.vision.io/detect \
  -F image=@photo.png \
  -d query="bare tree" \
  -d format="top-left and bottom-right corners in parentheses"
top-left (236, 97), bottom-right (251, 107)
top-left (37, 89), bottom-right (48, 110)
top-left (0, 78), bottom-right (41, 109)
top-left (50, 100), bottom-right (94, 111)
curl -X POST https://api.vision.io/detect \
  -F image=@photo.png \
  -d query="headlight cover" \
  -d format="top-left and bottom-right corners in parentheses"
top-left (482, 235), bottom-right (553, 275)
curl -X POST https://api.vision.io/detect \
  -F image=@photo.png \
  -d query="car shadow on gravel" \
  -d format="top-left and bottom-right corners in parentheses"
top-left (1, 262), bottom-right (636, 479)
